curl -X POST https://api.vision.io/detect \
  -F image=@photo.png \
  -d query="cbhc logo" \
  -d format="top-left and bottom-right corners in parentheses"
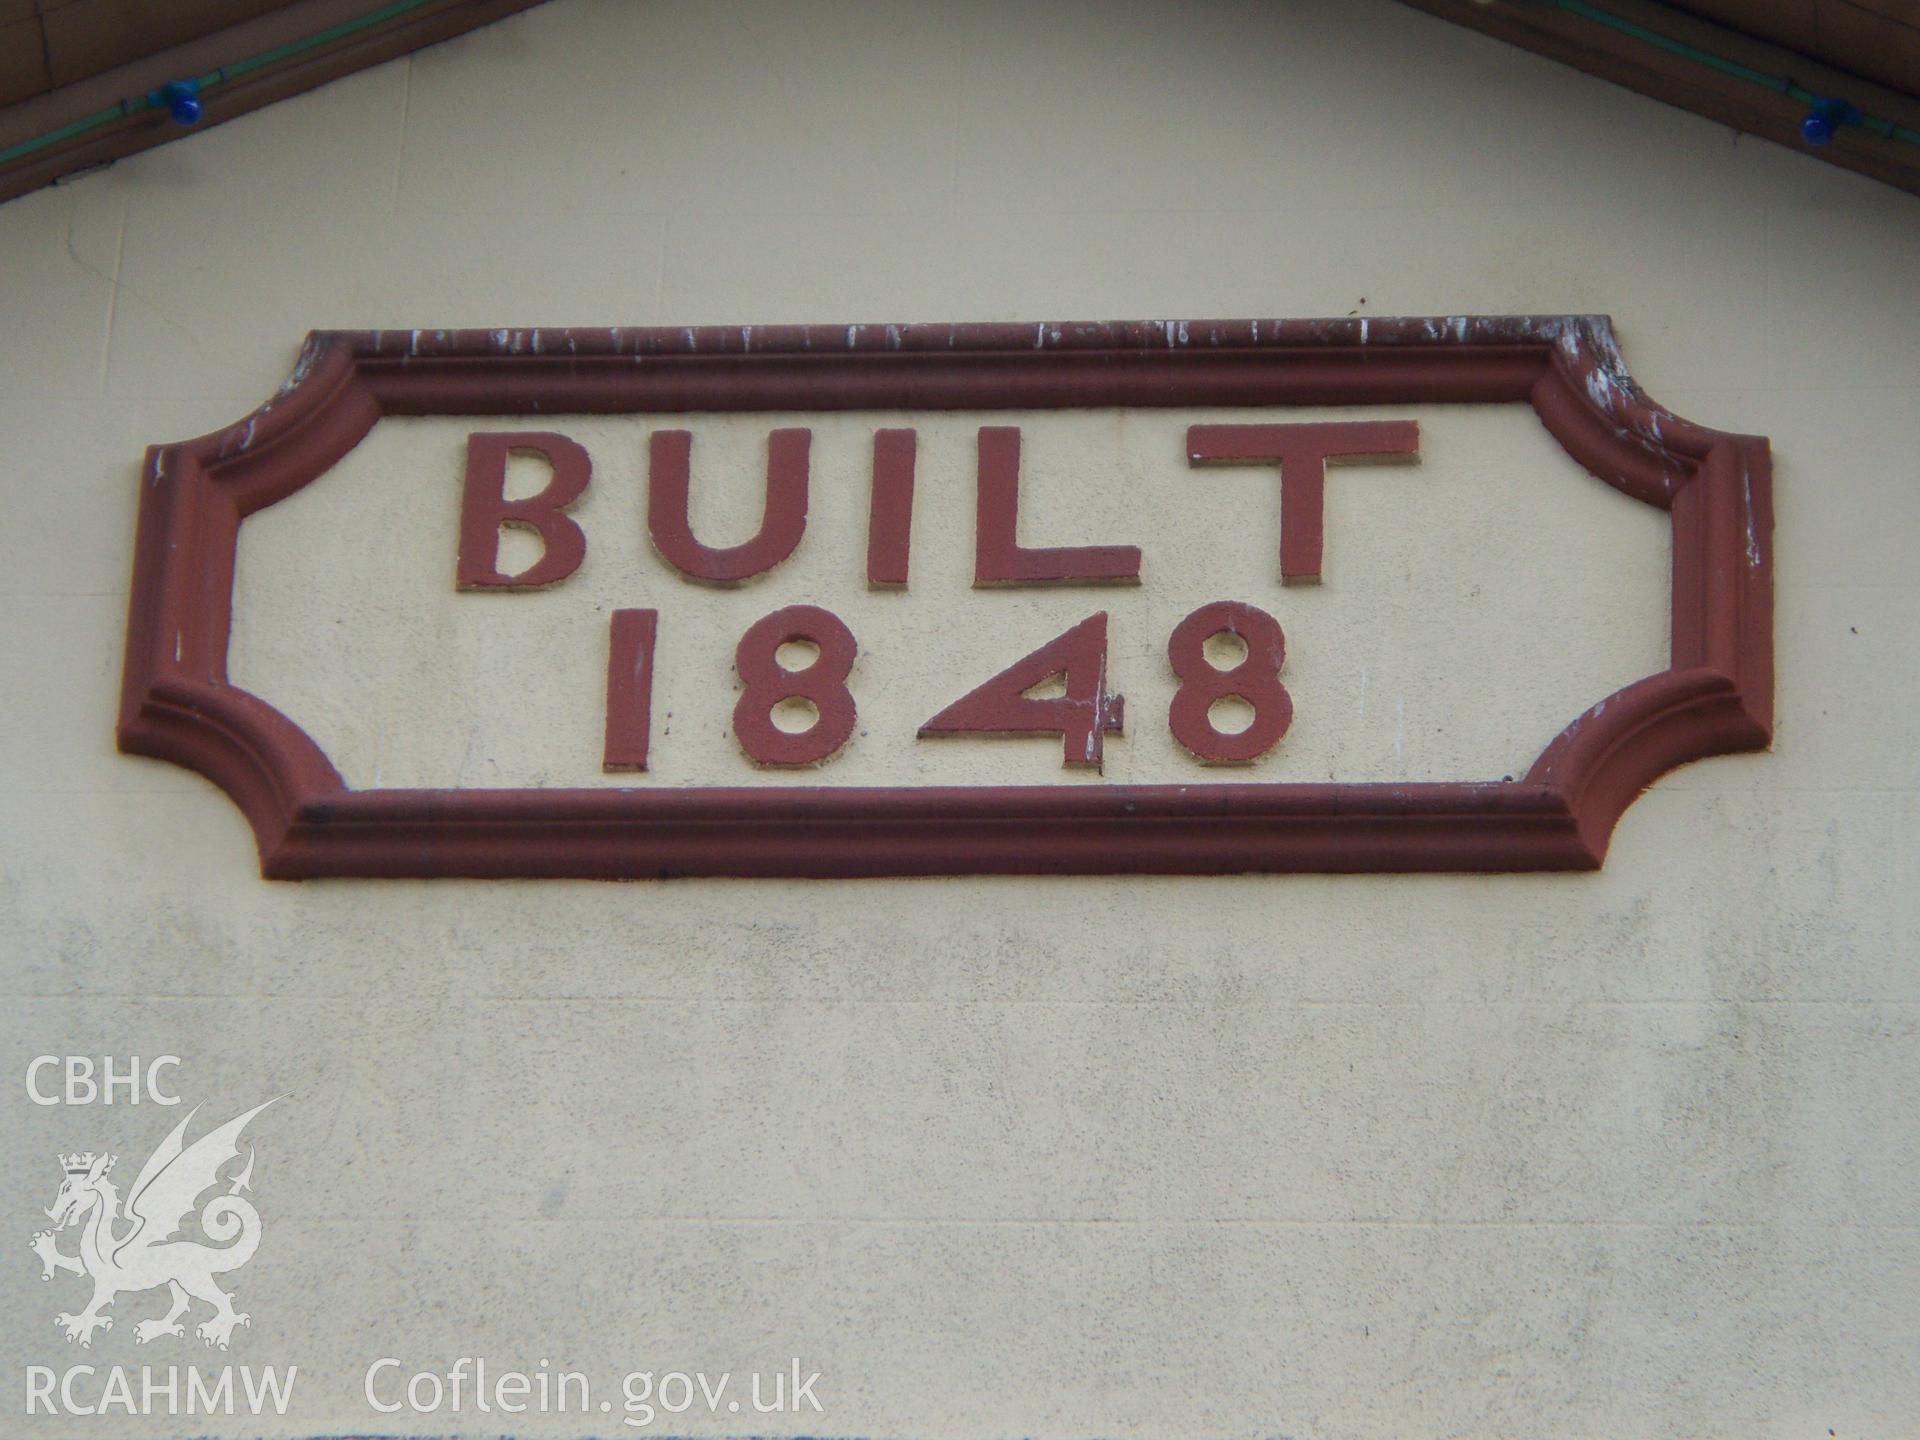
top-left (26, 1057), bottom-right (182, 1106)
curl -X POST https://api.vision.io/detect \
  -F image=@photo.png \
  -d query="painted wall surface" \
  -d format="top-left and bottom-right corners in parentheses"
top-left (3, 1), bottom-right (1917, 1435)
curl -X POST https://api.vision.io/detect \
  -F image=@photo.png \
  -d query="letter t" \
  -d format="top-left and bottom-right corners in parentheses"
top-left (1187, 420), bottom-right (1419, 583)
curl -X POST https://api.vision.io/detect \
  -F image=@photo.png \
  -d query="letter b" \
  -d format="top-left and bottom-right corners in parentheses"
top-left (457, 432), bottom-right (592, 589)
top-left (64, 1057), bottom-right (97, 1105)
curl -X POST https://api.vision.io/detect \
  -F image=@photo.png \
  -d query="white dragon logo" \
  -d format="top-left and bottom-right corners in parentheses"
top-left (27, 1097), bottom-right (281, 1350)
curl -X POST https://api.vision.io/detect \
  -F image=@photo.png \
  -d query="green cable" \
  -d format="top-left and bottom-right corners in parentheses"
top-left (0, 102), bottom-right (138, 166)
top-left (222, 0), bottom-right (440, 80)
top-left (1538, 0), bottom-right (1920, 145)
top-left (0, 0), bottom-right (442, 170)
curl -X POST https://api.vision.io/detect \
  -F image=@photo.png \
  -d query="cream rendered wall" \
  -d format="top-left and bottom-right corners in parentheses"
top-left (3, 1), bottom-right (1917, 1436)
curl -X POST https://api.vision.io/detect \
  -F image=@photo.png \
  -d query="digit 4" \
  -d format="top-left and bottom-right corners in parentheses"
top-left (919, 613), bottom-right (1123, 770)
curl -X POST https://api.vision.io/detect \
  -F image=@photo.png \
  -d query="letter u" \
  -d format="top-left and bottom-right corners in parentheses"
top-left (648, 428), bottom-right (810, 584)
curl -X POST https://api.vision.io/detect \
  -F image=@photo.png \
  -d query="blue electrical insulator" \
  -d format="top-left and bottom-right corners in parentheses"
top-left (1800, 96), bottom-right (1861, 148)
top-left (161, 80), bottom-right (202, 126)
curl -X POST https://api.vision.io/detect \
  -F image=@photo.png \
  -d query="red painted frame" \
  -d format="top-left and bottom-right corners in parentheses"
top-left (118, 316), bottom-right (1772, 878)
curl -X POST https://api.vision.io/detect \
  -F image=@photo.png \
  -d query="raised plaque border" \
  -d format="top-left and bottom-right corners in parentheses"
top-left (118, 316), bottom-right (1772, 878)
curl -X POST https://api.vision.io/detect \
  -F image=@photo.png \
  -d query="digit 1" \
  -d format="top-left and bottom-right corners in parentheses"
top-left (604, 608), bottom-right (659, 771)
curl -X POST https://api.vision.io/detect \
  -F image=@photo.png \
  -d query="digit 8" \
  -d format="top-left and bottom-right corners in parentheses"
top-left (733, 605), bottom-right (858, 766)
top-left (1167, 600), bottom-right (1292, 764)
